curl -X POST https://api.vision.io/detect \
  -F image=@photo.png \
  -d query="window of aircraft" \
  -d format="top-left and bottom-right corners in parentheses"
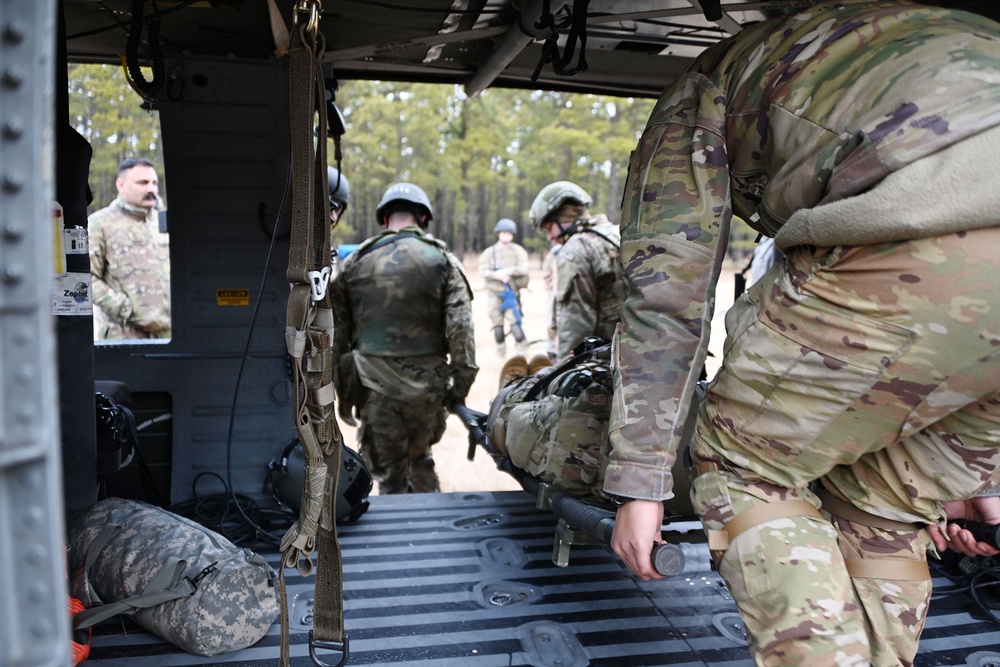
top-left (69, 63), bottom-right (171, 344)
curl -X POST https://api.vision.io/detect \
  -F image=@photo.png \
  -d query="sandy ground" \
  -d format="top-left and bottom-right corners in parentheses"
top-left (340, 255), bottom-right (738, 495)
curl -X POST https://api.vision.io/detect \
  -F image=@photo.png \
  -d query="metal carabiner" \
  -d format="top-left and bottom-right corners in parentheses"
top-left (292, 0), bottom-right (321, 38)
top-left (308, 631), bottom-right (349, 667)
top-left (305, 1), bottom-right (321, 36)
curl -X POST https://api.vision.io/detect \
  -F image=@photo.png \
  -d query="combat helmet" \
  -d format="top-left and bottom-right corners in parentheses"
top-left (376, 182), bottom-right (434, 228)
top-left (328, 166), bottom-right (350, 210)
top-left (493, 218), bottom-right (517, 235)
top-left (529, 181), bottom-right (592, 228)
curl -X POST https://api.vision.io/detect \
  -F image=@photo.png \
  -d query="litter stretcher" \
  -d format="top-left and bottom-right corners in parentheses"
top-left (449, 394), bottom-right (700, 577)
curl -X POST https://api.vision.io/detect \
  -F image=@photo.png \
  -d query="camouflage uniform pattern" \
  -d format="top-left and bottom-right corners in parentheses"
top-left (490, 354), bottom-right (614, 498)
top-left (67, 497), bottom-right (277, 657)
top-left (359, 391), bottom-right (448, 493)
top-left (89, 196), bottom-right (171, 340)
top-left (542, 246), bottom-right (560, 356)
top-left (553, 214), bottom-right (626, 358)
top-left (331, 226), bottom-right (477, 493)
top-left (607, 2), bottom-right (1000, 664)
top-left (478, 240), bottom-right (530, 328)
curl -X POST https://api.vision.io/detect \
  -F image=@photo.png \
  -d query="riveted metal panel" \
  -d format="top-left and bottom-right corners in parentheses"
top-left (0, 1), bottom-right (71, 666)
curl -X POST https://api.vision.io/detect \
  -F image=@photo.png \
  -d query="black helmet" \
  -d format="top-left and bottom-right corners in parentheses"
top-left (268, 439), bottom-right (372, 524)
top-left (375, 182), bottom-right (433, 227)
top-left (493, 218), bottom-right (518, 235)
top-left (328, 166), bottom-right (350, 209)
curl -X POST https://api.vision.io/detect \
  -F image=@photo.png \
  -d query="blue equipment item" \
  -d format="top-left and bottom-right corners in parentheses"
top-left (336, 244), bottom-right (359, 260)
top-left (499, 283), bottom-right (523, 327)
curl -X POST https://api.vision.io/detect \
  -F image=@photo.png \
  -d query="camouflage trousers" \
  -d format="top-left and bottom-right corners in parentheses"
top-left (692, 227), bottom-right (1000, 666)
top-left (486, 291), bottom-right (527, 357)
top-left (359, 391), bottom-right (448, 494)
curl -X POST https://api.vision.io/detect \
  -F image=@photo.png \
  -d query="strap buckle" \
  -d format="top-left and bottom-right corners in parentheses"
top-left (308, 631), bottom-right (349, 667)
top-left (308, 267), bottom-right (331, 301)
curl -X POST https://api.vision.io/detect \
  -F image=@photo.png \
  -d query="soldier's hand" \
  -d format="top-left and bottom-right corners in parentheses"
top-left (338, 401), bottom-right (358, 427)
top-left (929, 497), bottom-right (1000, 558)
top-left (610, 499), bottom-right (666, 581)
top-left (131, 309), bottom-right (170, 332)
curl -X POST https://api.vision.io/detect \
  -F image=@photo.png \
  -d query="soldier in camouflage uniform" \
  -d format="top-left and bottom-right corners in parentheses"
top-left (529, 181), bottom-right (626, 360)
top-left (606, 2), bottom-right (1000, 665)
top-left (331, 182), bottom-right (478, 494)
top-left (478, 218), bottom-right (530, 357)
top-left (89, 158), bottom-right (171, 340)
top-left (488, 346), bottom-right (610, 499)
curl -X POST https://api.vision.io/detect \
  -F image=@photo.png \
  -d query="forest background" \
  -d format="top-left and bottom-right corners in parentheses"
top-left (67, 62), bottom-right (759, 261)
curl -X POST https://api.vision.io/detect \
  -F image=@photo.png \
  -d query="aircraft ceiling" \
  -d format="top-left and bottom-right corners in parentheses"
top-left (61, 0), bottom-right (1000, 99)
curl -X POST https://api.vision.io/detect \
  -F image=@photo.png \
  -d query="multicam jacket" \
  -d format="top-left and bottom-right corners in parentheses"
top-left (330, 225), bottom-right (478, 404)
top-left (478, 241), bottom-right (529, 293)
top-left (89, 196), bottom-right (171, 340)
top-left (553, 214), bottom-right (627, 359)
top-left (606, 0), bottom-right (1000, 501)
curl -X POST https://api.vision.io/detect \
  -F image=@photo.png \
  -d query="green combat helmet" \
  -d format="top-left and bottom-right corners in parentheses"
top-left (376, 182), bottom-right (434, 228)
top-left (494, 218), bottom-right (518, 234)
top-left (529, 181), bottom-right (592, 228)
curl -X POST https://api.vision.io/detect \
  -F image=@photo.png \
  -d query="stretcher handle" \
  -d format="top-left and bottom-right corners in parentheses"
top-left (550, 493), bottom-right (685, 577)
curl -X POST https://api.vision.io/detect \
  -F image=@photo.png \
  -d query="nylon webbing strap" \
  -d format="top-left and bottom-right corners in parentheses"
top-left (706, 499), bottom-right (823, 552)
top-left (815, 486), bottom-right (926, 533)
top-left (278, 5), bottom-right (347, 667)
top-left (845, 558), bottom-right (931, 581)
top-left (72, 558), bottom-right (195, 630)
top-left (286, 72), bottom-right (331, 283)
top-left (704, 497), bottom-right (931, 582)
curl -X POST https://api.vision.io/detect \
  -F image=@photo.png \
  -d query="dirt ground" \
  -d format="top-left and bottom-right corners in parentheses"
top-left (340, 254), bottom-right (738, 495)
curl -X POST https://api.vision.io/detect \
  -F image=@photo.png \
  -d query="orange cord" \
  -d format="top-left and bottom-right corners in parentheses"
top-left (68, 596), bottom-right (91, 665)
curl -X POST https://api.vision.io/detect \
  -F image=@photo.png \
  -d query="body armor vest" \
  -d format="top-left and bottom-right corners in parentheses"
top-left (346, 233), bottom-right (449, 356)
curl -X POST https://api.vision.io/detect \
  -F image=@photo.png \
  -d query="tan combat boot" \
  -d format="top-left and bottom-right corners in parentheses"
top-left (527, 354), bottom-right (552, 375)
top-left (498, 355), bottom-right (529, 390)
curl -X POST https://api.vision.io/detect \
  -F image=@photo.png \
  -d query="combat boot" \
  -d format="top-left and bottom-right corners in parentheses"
top-left (498, 355), bottom-right (529, 390)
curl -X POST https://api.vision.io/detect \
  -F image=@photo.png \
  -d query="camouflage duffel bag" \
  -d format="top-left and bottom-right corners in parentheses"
top-left (67, 497), bottom-right (278, 656)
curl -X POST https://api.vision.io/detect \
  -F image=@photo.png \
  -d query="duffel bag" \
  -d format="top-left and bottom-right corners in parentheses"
top-left (67, 497), bottom-right (278, 656)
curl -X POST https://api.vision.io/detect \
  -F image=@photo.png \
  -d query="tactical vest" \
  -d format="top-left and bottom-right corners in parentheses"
top-left (346, 232), bottom-right (449, 356)
top-left (579, 227), bottom-right (627, 339)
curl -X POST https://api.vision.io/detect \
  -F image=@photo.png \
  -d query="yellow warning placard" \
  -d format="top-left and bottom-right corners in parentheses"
top-left (217, 289), bottom-right (250, 306)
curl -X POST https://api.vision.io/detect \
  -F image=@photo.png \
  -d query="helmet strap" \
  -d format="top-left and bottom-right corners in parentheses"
top-left (555, 211), bottom-right (586, 240)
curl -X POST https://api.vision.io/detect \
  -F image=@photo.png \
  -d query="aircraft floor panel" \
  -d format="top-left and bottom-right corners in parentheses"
top-left (81, 491), bottom-right (1000, 666)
